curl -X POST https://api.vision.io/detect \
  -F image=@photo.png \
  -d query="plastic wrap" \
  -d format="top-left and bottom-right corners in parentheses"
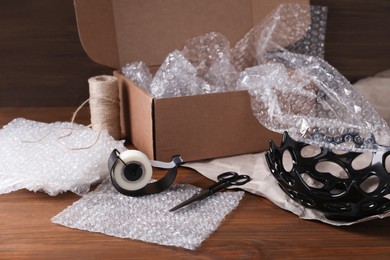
top-left (285, 5), bottom-right (328, 58)
top-left (149, 50), bottom-right (212, 98)
top-left (121, 61), bottom-right (153, 90)
top-left (122, 3), bottom-right (390, 152)
top-left (237, 52), bottom-right (390, 151)
top-left (122, 4), bottom-right (327, 99)
top-left (0, 118), bottom-right (125, 195)
top-left (182, 32), bottom-right (239, 93)
top-left (52, 178), bottom-right (244, 250)
top-left (231, 3), bottom-right (312, 70)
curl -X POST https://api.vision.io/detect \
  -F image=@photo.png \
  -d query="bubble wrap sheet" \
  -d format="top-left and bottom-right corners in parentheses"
top-left (0, 118), bottom-right (125, 195)
top-left (52, 178), bottom-right (244, 250)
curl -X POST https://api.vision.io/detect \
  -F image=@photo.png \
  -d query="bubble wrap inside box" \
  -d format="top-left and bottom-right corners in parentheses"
top-left (122, 4), bottom-right (328, 98)
top-left (0, 118), bottom-right (125, 195)
top-left (122, 3), bottom-right (390, 152)
top-left (52, 178), bottom-right (244, 250)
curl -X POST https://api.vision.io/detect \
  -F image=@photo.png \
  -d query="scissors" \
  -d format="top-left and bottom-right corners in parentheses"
top-left (169, 171), bottom-right (251, 212)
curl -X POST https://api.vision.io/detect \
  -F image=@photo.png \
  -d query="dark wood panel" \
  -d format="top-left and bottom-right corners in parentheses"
top-left (312, 0), bottom-right (390, 82)
top-left (0, 0), bottom-right (112, 107)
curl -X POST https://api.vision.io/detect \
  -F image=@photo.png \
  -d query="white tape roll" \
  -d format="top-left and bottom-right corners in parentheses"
top-left (112, 150), bottom-right (152, 191)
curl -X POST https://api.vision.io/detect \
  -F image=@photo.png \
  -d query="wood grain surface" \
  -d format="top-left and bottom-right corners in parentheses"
top-left (0, 108), bottom-right (390, 259)
top-left (1, 0), bottom-right (390, 258)
top-left (312, 0), bottom-right (390, 82)
top-left (0, 0), bottom-right (112, 107)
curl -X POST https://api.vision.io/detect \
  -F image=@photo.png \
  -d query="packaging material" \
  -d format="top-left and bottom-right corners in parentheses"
top-left (120, 4), bottom-right (327, 99)
top-left (237, 52), bottom-right (390, 152)
top-left (119, 3), bottom-right (329, 160)
top-left (227, 58), bottom-right (390, 223)
top-left (284, 5), bottom-right (327, 59)
top-left (52, 178), bottom-right (244, 250)
top-left (115, 72), bottom-right (280, 161)
top-left (88, 75), bottom-right (121, 140)
top-left (74, 0), bottom-right (312, 161)
top-left (183, 43), bottom-right (390, 225)
top-left (0, 118), bottom-right (125, 196)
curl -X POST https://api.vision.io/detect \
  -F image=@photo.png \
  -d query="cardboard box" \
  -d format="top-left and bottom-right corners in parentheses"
top-left (74, 0), bottom-right (308, 161)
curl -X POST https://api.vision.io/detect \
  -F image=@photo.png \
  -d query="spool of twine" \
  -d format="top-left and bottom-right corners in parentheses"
top-left (88, 75), bottom-right (121, 140)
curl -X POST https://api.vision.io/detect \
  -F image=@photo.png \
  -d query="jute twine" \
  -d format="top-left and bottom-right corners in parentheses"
top-left (22, 75), bottom-right (121, 150)
top-left (88, 75), bottom-right (121, 140)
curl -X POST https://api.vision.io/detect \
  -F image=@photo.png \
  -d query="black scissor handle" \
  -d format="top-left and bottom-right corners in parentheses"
top-left (217, 171), bottom-right (251, 186)
top-left (229, 175), bottom-right (251, 186)
top-left (218, 171), bottom-right (238, 180)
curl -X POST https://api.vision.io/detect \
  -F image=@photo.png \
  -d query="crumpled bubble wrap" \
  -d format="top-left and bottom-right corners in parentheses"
top-left (285, 5), bottom-right (328, 58)
top-left (0, 118), bottom-right (125, 196)
top-left (149, 50), bottom-right (212, 98)
top-left (52, 178), bottom-right (244, 250)
top-left (121, 61), bottom-right (153, 90)
top-left (122, 4), bottom-right (327, 99)
top-left (237, 52), bottom-right (390, 151)
top-left (182, 32), bottom-right (239, 93)
top-left (231, 3), bottom-right (312, 70)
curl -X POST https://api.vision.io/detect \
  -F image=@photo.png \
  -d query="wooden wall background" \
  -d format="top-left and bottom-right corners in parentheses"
top-left (313, 0), bottom-right (390, 82)
top-left (0, 0), bottom-right (112, 107)
top-left (0, 0), bottom-right (389, 107)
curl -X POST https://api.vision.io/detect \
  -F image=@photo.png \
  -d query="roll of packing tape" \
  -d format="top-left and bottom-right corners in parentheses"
top-left (112, 150), bottom-right (153, 191)
top-left (108, 149), bottom-right (184, 196)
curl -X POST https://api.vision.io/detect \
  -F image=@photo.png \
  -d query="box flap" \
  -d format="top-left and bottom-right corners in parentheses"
top-left (74, 0), bottom-right (119, 68)
top-left (74, 0), bottom-right (308, 68)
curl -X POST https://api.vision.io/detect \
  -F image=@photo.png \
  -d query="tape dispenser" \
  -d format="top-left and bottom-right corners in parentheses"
top-left (108, 149), bottom-right (184, 196)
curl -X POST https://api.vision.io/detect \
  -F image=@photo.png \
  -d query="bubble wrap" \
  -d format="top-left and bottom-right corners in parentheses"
top-left (182, 32), bottom-right (239, 92)
top-left (52, 178), bottom-right (244, 250)
top-left (149, 50), bottom-right (212, 98)
top-left (237, 52), bottom-right (390, 151)
top-left (121, 61), bottom-right (153, 91)
top-left (122, 3), bottom-right (328, 99)
top-left (0, 118), bottom-right (125, 195)
top-left (231, 3), bottom-right (313, 70)
top-left (285, 5), bottom-right (328, 59)
top-left (121, 4), bottom-right (390, 153)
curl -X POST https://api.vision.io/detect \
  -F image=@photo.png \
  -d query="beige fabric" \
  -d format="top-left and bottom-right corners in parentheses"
top-left (353, 69), bottom-right (390, 125)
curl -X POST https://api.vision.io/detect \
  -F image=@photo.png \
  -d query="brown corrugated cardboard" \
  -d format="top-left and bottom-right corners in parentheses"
top-left (74, 0), bottom-right (309, 161)
top-left (114, 70), bottom-right (282, 161)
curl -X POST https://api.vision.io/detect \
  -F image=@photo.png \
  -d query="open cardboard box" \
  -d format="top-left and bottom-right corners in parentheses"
top-left (74, 0), bottom-right (308, 161)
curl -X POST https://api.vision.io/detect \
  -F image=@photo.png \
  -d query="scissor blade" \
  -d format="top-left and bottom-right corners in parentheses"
top-left (169, 189), bottom-right (210, 212)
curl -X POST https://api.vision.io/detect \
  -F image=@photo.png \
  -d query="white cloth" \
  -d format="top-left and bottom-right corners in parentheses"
top-left (354, 69), bottom-right (390, 125)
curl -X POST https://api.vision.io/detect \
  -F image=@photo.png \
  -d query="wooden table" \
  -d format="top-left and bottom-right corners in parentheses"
top-left (1, 108), bottom-right (390, 259)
